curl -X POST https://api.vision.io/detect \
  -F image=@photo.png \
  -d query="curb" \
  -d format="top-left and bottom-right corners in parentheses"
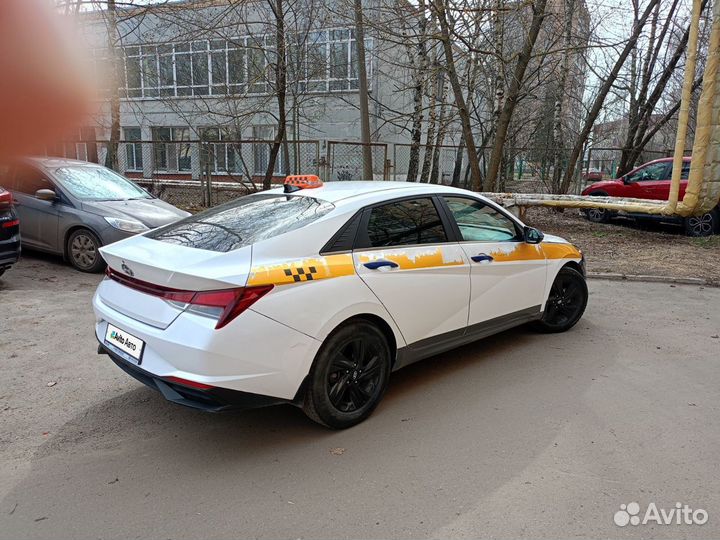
top-left (587, 272), bottom-right (718, 288)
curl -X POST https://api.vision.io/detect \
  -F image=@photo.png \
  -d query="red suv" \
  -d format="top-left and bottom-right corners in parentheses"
top-left (581, 157), bottom-right (719, 236)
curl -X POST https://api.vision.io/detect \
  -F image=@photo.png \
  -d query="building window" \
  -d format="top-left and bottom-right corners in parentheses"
top-left (252, 126), bottom-right (287, 176)
top-left (124, 128), bottom-right (143, 171)
top-left (200, 127), bottom-right (244, 174)
top-left (151, 127), bottom-right (191, 172)
top-left (115, 28), bottom-right (371, 99)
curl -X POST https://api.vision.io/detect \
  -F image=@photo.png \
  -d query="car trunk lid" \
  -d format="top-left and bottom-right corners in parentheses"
top-left (97, 236), bottom-right (252, 329)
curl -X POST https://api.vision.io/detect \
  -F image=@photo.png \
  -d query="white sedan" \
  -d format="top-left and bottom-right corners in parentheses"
top-left (93, 178), bottom-right (587, 428)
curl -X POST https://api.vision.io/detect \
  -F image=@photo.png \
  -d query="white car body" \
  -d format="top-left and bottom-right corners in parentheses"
top-left (92, 181), bottom-right (584, 415)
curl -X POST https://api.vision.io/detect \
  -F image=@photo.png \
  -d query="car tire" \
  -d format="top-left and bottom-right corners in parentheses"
top-left (534, 267), bottom-right (588, 333)
top-left (684, 209), bottom-right (718, 237)
top-left (302, 320), bottom-right (391, 429)
top-left (583, 192), bottom-right (612, 223)
top-left (67, 229), bottom-right (105, 273)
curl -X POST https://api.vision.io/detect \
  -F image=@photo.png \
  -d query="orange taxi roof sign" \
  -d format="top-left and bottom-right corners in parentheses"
top-left (284, 174), bottom-right (323, 190)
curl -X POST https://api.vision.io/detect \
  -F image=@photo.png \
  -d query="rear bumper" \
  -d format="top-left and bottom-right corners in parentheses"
top-left (98, 343), bottom-right (292, 411)
top-left (0, 233), bottom-right (21, 269)
top-left (93, 286), bottom-right (321, 401)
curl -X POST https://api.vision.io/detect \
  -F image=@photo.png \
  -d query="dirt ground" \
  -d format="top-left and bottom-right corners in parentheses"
top-left (2, 254), bottom-right (720, 540)
top-left (524, 207), bottom-right (720, 283)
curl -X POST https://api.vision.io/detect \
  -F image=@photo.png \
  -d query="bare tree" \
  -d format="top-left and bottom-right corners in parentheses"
top-left (561, 0), bottom-right (662, 193)
top-left (485, 0), bottom-right (548, 192)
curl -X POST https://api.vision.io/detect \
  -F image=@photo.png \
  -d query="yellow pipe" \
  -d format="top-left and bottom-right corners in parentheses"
top-left (677, 0), bottom-right (720, 217)
top-left (667, 0), bottom-right (701, 213)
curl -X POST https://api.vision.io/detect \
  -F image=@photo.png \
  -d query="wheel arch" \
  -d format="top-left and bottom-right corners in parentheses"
top-left (561, 260), bottom-right (584, 276)
top-left (320, 312), bottom-right (401, 367)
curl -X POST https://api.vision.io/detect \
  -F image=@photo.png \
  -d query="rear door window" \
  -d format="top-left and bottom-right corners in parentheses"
top-left (146, 194), bottom-right (334, 252)
top-left (359, 197), bottom-right (448, 248)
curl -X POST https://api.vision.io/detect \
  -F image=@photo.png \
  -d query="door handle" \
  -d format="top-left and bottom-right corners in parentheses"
top-left (363, 260), bottom-right (399, 270)
top-left (471, 254), bottom-right (494, 263)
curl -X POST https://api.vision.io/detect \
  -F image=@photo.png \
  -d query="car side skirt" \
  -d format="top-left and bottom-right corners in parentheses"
top-left (394, 305), bottom-right (542, 370)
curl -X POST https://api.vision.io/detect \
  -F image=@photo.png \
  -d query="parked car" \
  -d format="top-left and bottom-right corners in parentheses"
top-left (582, 167), bottom-right (603, 182)
top-left (0, 186), bottom-right (21, 277)
top-left (94, 177), bottom-right (587, 429)
top-left (0, 158), bottom-right (190, 272)
top-left (581, 156), bottom-right (719, 236)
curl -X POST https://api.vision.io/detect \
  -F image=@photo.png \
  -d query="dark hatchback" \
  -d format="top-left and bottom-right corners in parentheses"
top-left (0, 186), bottom-right (20, 277)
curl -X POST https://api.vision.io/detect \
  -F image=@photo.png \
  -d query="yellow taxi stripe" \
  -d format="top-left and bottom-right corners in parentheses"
top-left (541, 243), bottom-right (582, 260)
top-left (357, 248), bottom-right (464, 270)
top-left (247, 254), bottom-right (355, 286)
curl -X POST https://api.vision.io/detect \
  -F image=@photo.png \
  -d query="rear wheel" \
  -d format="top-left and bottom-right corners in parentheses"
top-left (583, 192), bottom-right (612, 223)
top-left (67, 229), bottom-right (105, 273)
top-left (535, 267), bottom-right (588, 333)
top-left (303, 321), bottom-right (391, 429)
top-left (684, 209), bottom-right (718, 237)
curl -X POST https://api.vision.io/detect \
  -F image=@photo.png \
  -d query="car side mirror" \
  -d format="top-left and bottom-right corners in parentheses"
top-left (524, 226), bottom-right (544, 244)
top-left (622, 176), bottom-right (630, 185)
top-left (35, 188), bottom-right (57, 202)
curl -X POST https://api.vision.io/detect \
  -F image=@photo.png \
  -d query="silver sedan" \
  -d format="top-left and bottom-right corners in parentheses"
top-left (0, 157), bottom-right (190, 272)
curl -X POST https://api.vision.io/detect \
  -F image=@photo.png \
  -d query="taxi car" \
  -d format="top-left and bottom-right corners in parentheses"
top-left (93, 177), bottom-right (588, 428)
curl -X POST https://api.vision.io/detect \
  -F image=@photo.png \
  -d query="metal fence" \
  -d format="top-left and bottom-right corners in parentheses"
top-left (47, 138), bottom-right (674, 209)
top-left (325, 141), bottom-right (388, 181)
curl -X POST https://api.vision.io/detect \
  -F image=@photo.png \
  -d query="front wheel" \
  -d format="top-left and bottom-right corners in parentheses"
top-left (67, 229), bottom-right (105, 273)
top-left (684, 209), bottom-right (718, 237)
top-left (535, 267), bottom-right (588, 333)
top-left (303, 321), bottom-right (391, 429)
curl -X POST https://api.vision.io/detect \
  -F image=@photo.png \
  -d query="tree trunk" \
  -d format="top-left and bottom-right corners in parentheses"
top-left (354, 0), bottom-right (373, 180)
top-left (420, 64), bottom-right (439, 183)
top-left (451, 137), bottom-right (465, 187)
top-left (485, 0), bottom-right (548, 192)
top-left (430, 71), bottom-right (448, 184)
top-left (106, 0), bottom-right (120, 171)
top-left (561, 0), bottom-right (662, 193)
top-left (551, 0), bottom-right (575, 193)
top-left (406, 1), bottom-right (429, 182)
top-left (434, 0), bottom-right (482, 190)
top-left (263, 0), bottom-right (287, 190)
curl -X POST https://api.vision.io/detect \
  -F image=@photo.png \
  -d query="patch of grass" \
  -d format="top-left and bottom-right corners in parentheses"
top-left (690, 236), bottom-right (720, 249)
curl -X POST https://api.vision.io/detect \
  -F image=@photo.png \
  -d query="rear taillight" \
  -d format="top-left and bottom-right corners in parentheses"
top-left (0, 191), bottom-right (12, 209)
top-left (1, 219), bottom-right (19, 229)
top-left (106, 267), bottom-right (273, 329)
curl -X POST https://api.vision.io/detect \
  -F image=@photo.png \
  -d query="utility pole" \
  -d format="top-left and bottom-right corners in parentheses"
top-left (353, 0), bottom-right (373, 180)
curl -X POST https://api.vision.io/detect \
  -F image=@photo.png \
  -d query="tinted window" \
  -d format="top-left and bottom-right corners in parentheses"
top-left (444, 196), bottom-right (518, 242)
top-left (14, 165), bottom-right (53, 195)
top-left (364, 198), bottom-right (447, 248)
top-left (146, 194), bottom-right (334, 252)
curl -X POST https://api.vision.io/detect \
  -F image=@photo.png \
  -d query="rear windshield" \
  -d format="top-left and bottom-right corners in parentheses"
top-left (146, 194), bottom-right (334, 252)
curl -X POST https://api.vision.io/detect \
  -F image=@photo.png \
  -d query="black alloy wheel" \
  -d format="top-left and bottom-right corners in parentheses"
top-left (303, 321), bottom-right (391, 429)
top-left (535, 267), bottom-right (588, 333)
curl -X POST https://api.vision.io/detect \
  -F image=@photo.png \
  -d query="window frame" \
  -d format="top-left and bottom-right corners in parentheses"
top-left (352, 195), bottom-right (455, 251)
top-left (108, 27), bottom-right (371, 100)
top-left (436, 194), bottom-right (524, 243)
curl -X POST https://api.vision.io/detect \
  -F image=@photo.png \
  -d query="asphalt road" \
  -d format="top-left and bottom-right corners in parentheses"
top-left (1, 252), bottom-right (719, 540)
